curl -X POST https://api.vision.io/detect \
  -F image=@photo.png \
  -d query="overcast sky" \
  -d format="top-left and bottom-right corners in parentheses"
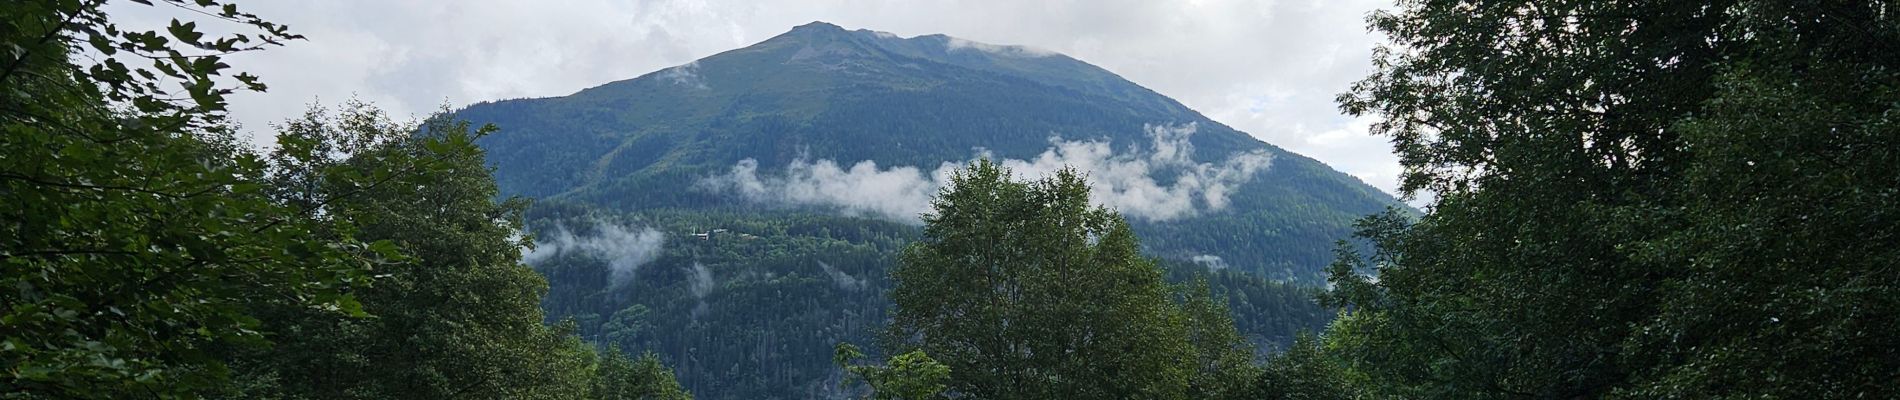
top-left (113, 0), bottom-right (1404, 197)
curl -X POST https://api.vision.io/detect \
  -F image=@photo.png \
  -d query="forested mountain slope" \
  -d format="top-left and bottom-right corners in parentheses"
top-left (458, 22), bottom-right (1394, 399)
top-left (461, 21), bottom-right (1404, 281)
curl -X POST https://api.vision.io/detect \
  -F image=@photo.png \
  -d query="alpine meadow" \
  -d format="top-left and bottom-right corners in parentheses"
top-left (2, 1), bottom-right (1895, 400)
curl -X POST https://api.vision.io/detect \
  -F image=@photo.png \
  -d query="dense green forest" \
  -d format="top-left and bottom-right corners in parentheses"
top-left (7, 0), bottom-right (1899, 399)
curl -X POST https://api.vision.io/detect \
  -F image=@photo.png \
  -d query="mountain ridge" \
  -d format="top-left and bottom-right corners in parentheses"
top-left (454, 21), bottom-right (1395, 398)
top-left (460, 20), bottom-right (1401, 281)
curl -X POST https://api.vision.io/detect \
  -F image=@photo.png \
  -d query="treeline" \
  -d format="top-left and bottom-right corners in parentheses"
top-left (0, 1), bottom-right (687, 399)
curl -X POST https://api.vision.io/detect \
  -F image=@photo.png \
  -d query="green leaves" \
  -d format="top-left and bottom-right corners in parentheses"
top-left (1254, 333), bottom-right (1357, 400)
top-left (165, 19), bottom-right (201, 45)
top-left (209, 101), bottom-right (691, 400)
top-left (0, 2), bottom-right (380, 395)
top-left (3, 2), bottom-right (692, 399)
top-left (1312, 0), bottom-right (1900, 398)
top-left (836, 343), bottom-right (950, 400)
top-left (883, 160), bottom-right (1251, 399)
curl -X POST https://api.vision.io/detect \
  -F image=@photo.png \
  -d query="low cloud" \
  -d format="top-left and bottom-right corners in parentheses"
top-left (945, 37), bottom-right (1054, 58)
top-left (697, 158), bottom-right (949, 222)
top-left (523, 220), bottom-right (667, 286)
top-left (687, 261), bottom-right (716, 299)
top-left (818, 261), bottom-right (867, 291)
top-left (699, 123), bottom-right (1272, 223)
top-left (994, 123), bottom-right (1273, 220)
top-left (1192, 254), bottom-right (1228, 270)
top-left (688, 261), bottom-right (715, 319)
top-left (659, 60), bottom-right (709, 90)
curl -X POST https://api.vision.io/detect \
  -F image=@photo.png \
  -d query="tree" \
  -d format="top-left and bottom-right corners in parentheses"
top-left (886, 160), bottom-right (1245, 399)
top-left (834, 343), bottom-right (949, 400)
top-left (213, 102), bottom-right (643, 400)
top-left (1319, 0), bottom-right (1900, 398)
top-left (594, 347), bottom-right (693, 400)
top-left (1178, 278), bottom-right (1260, 400)
top-left (2, 1), bottom-right (385, 396)
top-left (1254, 333), bottom-right (1357, 400)
top-left (1, 2), bottom-right (698, 398)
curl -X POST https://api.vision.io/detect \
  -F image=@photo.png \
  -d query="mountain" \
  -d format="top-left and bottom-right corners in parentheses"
top-left (463, 21), bottom-right (1403, 280)
top-left (457, 22), bottom-right (1396, 399)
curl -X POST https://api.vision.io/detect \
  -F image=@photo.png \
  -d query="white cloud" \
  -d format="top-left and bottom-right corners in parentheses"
top-left (696, 158), bottom-right (947, 222)
top-left (523, 219), bottom-right (666, 286)
top-left (109, 0), bottom-right (1404, 196)
top-left (687, 261), bottom-right (715, 319)
top-left (659, 61), bottom-right (709, 89)
top-left (945, 37), bottom-right (1054, 57)
top-left (1192, 254), bottom-right (1229, 270)
top-left (687, 261), bottom-right (715, 299)
top-left (699, 123), bottom-right (1271, 223)
top-left (818, 261), bottom-right (867, 291)
top-left (992, 123), bottom-right (1273, 221)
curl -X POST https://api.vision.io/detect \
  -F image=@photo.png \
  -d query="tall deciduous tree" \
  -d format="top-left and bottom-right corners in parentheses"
top-left (886, 160), bottom-right (1254, 399)
top-left (2, 2), bottom-right (695, 397)
top-left (1, 1), bottom-right (384, 396)
top-left (218, 102), bottom-right (692, 400)
top-left (1254, 333), bottom-right (1357, 400)
top-left (834, 343), bottom-right (950, 400)
top-left (1313, 0), bottom-right (1900, 398)
top-left (592, 347), bottom-right (693, 400)
top-left (1178, 278), bottom-right (1260, 400)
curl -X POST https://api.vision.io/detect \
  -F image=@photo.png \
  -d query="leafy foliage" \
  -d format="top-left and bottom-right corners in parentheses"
top-left (593, 347), bottom-right (693, 400)
top-left (1, 2), bottom-right (693, 398)
top-left (1178, 277), bottom-right (1262, 400)
top-left (1253, 333), bottom-right (1357, 400)
top-left (833, 343), bottom-right (949, 400)
top-left (1295, 0), bottom-right (1900, 398)
top-left (882, 160), bottom-right (1260, 399)
top-left (210, 102), bottom-right (624, 399)
top-left (1, 1), bottom-right (381, 396)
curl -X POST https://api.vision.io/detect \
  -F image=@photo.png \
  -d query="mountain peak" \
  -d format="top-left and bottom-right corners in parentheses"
top-left (460, 20), bottom-right (1407, 284)
top-left (788, 21), bottom-right (846, 35)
